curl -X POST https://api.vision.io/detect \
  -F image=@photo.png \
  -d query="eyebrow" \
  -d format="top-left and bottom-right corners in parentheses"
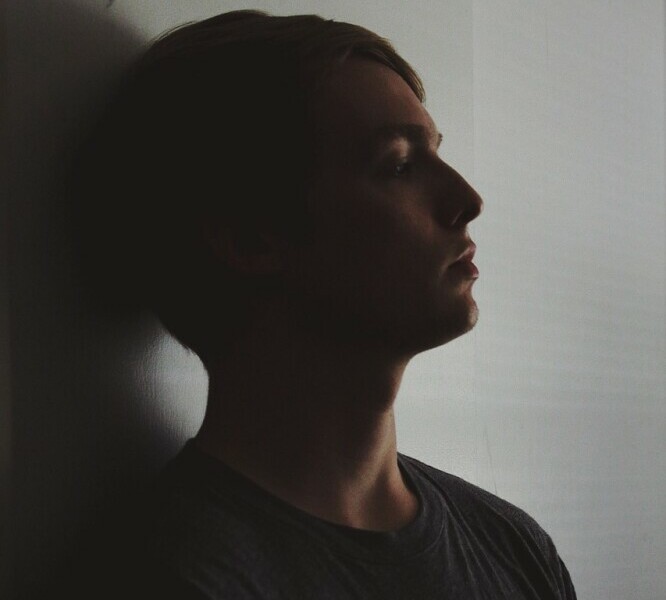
top-left (369, 124), bottom-right (443, 151)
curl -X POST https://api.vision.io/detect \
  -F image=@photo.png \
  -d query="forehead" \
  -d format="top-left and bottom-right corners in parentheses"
top-left (311, 58), bottom-right (437, 156)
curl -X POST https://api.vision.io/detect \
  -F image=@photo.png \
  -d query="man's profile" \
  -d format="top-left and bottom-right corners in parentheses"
top-left (75, 10), bottom-right (576, 599)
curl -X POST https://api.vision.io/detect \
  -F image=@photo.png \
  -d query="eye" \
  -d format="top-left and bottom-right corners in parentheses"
top-left (393, 161), bottom-right (412, 176)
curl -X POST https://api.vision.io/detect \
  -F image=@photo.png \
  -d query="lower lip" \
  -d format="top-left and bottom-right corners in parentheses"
top-left (449, 260), bottom-right (479, 279)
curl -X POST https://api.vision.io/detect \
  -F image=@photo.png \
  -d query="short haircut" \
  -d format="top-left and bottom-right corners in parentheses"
top-left (75, 10), bottom-right (424, 370)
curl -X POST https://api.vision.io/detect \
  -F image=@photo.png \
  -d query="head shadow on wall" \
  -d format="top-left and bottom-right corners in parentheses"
top-left (7, 2), bottom-right (206, 596)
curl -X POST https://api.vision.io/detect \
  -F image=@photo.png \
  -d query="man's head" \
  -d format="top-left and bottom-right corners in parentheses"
top-left (78, 10), bottom-right (481, 369)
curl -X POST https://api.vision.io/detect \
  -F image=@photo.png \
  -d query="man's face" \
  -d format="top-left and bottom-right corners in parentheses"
top-left (283, 58), bottom-right (483, 357)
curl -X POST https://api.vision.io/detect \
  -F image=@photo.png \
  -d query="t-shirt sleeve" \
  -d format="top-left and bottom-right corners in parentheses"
top-left (502, 500), bottom-right (578, 599)
top-left (503, 500), bottom-right (578, 600)
top-left (556, 555), bottom-right (578, 600)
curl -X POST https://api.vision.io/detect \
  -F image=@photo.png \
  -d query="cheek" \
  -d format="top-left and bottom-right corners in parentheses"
top-left (318, 191), bottom-right (441, 295)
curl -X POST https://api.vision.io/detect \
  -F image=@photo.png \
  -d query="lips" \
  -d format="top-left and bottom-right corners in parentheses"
top-left (449, 242), bottom-right (479, 278)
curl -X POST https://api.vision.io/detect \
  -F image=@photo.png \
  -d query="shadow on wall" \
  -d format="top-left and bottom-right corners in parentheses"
top-left (6, 2), bottom-right (194, 597)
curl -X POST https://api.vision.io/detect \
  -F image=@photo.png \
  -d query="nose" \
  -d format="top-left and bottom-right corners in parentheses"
top-left (436, 162), bottom-right (483, 228)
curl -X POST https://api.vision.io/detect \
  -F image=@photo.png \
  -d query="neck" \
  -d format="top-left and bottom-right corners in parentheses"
top-left (195, 312), bottom-right (418, 531)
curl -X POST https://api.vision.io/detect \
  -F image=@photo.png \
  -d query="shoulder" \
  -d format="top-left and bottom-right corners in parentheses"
top-left (143, 447), bottom-right (282, 570)
top-left (399, 454), bottom-right (577, 599)
top-left (126, 443), bottom-right (326, 598)
top-left (59, 444), bottom-right (272, 600)
top-left (401, 454), bottom-right (549, 541)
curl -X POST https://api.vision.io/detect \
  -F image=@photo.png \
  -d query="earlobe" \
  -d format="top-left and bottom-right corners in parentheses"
top-left (202, 222), bottom-right (284, 275)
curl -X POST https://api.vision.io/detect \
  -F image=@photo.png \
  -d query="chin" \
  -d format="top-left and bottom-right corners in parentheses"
top-left (438, 309), bottom-right (478, 347)
top-left (395, 300), bottom-right (479, 357)
top-left (457, 294), bottom-right (479, 329)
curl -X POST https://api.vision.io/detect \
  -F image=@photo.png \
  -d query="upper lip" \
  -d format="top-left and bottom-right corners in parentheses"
top-left (452, 242), bottom-right (476, 264)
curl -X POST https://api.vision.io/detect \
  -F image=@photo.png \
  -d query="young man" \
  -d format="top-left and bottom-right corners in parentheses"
top-left (79, 10), bottom-right (576, 599)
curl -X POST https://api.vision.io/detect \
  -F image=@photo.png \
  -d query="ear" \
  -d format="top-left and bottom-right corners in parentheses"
top-left (201, 221), bottom-right (285, 276)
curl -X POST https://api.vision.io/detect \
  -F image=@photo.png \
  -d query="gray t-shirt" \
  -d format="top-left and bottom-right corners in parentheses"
top-left (120, 440), bottom-right (576, 599)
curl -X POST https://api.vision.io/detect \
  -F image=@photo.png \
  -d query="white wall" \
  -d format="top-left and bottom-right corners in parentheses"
top-left (3, 1), bottom-right (664, 598)
top-left (469, 4), bottom-right (665, 598)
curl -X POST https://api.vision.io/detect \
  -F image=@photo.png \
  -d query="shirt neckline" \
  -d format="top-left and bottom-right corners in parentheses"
top-left (170, 439), bottom-right (446, 564)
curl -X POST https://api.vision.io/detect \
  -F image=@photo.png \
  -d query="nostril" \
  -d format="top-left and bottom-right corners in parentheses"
top-left (467, 192), bottom-right (483, 222)
top-left (449, 191), bottom-right (482, 228)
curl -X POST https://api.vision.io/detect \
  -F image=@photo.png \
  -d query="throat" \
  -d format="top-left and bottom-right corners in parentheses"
top-left (196, 316), bottom-right (417, 531)
top-left (195, 408), bottom-right (418, 532)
